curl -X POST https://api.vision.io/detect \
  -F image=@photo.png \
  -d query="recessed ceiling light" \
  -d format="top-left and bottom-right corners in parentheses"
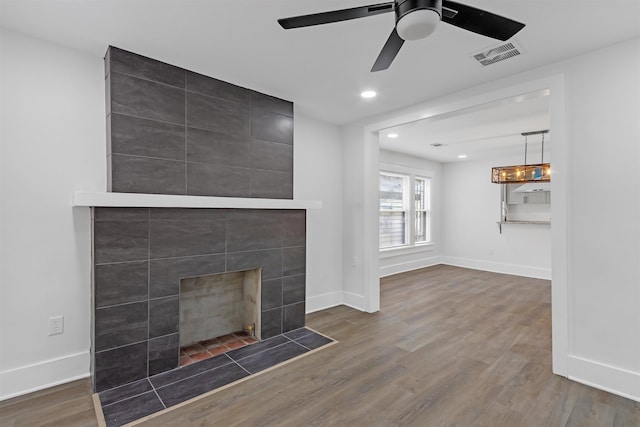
top-left (458, 154), bottom-right (468, 159)
top-left (387, 133), bottom-right (398, 138)
top-left (361, 90), bottom-right (377, 99)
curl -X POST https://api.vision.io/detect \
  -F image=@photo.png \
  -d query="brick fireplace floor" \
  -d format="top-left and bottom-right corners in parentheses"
top-left (179, 331), bottom-right (258, 366)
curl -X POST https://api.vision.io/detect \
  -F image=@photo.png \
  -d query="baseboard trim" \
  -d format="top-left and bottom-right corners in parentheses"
top-left (440, 256), bottom-right (551, 280)
top-left (0, 351), bottom-right (90, 401)
top-left (380, 256), bottom-right (442, 278)
top-left (306, 291), bottom-right (344, 313)
top-left (342, 291), bottom-right (366, 311)
top-left (567, 355), bottom-right (640, 402)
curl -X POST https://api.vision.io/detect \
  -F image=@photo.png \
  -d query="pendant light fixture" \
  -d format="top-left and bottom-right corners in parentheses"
top-left (491, 130), bottom-right (550, 184)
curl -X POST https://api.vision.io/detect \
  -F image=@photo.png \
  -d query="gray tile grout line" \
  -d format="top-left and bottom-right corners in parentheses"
top-left (151, 353), bottom-right (236, 391)
top-left (147, 208), bottom-right (151, 379)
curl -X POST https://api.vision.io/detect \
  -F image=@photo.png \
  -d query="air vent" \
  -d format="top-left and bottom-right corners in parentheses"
top-left (431, 143), bottom-right (447, 147)
top-left (472, 41), bottom-right (523, 67)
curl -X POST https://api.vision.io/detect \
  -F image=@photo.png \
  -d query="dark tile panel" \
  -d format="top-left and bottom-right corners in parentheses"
top-left (110, 113), bottom-right (185, 160)
top-left (102, 391), bottom-right (165, 427)
top-left (94, 207), bottom-right (148, 222)
top-left (295, 332), bottom-right (333, 350)
top-left (111, 154), bottom-right (185, 195)
top-left (250, 169), bottom-right (293, 199)
top-left (148, 333), bottom-right (180, 376)
top-left (95, 302), bottom-right (148, 351)
top-left (186, 71), bottom-right (251, 105)
top-left (98, 379), bottom-right (152, 406)
top-left (226, 210), bottom-right (283, 252)
top-left (226, 249), bottom-right (282, 280)
top-left (282, 274), bottom-right (305, 305)
top-left (260, 307), bottom-right (282, 339)
top-left (250, 139), bottom-right (293, 173)
top-left (251, 108), bottom-right (293, 145)
top-left (186, 92), bottom-right (250, 137)
top-left (261, 278), bottom-right (282, 311)
top-left (251, 92), bottom-right (293, 117)
top-left (149, 218), bottom-right (225, 259)
top-left (149, 296), bottom-right (179, 338)
top-left (109, 46), bottom-right (185, 88)
top-left (106, 114), bottom-right (112, 155)
top-left (149, 254), bottom-right (225, 298)
top-left (150, 208), bottom-right (226, 221)
top-left (186, 162), bottom-right (251, 197)
top-left (94, 220), bottom-right (149, 264)
top-left (186, 127), bottom-right (250, 167)
top-left (283, 246), bottom-right (305, 276)
top-left (110, 72), bottom-right (185, 125)
top-left (155, 363), bottom-right (249, 408)
top-left (104, 46), bottom-right (111, 78)
top-left (235, 341), bottom-right (307, 374)
top-left (95, 342), bottom-right (148, 392)
top-left (149, 354), bottom-right (233, 389)
top-left (282, 210), bottom-right (306, 247)
top-left (225, 335), bottom-right (288, 362)
top-left (283, 302), bottom-right (306, 332)
top-left (94, 261), bottom-right (148, 308)
top-left (283, 327), bottom-right (314, 341)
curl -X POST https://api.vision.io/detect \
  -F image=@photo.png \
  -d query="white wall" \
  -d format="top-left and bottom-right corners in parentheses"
top-left (441, 155), bottom-right (551, 279)
top-left (378, 150), bottom-right (443, 277)
top-left (0, 30), bottom-right (345, 400)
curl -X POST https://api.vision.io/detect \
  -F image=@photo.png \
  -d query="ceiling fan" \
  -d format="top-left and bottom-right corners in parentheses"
top-left (278, 0), bottom-right (525, 72)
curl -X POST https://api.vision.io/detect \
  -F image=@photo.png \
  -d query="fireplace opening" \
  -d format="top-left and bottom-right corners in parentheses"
top-left (179, 268), bottom-right (261, 366)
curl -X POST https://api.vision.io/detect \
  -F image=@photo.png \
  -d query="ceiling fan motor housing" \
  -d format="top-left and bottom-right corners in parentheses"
top-left (395, 0), bottom-right (442, 40)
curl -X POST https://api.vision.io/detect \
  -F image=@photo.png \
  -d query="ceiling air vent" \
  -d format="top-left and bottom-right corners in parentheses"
top-left (472, 41), bottom-right (523, 67)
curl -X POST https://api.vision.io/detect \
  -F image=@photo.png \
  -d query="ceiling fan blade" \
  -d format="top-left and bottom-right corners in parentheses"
top-left (442, 0), bottom-right (525, 41)
top-left (371, 28), bottom-right (405, 72)
top-left (278, 2), bottom-right (394, 29)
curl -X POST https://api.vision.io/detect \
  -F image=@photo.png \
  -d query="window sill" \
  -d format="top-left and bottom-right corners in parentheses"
top-left (379, 243), bottom-right (435, 259)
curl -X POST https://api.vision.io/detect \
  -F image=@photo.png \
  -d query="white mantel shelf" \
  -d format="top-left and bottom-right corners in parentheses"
top-left (73, 192), bottom-right (322, 210)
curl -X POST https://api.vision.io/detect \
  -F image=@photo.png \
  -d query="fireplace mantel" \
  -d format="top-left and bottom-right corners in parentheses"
top-left (74, 191), bottom-right (322, 209)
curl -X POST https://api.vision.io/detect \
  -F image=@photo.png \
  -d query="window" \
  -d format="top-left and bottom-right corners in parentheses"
top-left (379, 172), bottom-right (431, 250)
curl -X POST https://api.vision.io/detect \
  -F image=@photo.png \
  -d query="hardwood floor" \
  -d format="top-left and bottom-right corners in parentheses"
top-left (2, 265), bottom-right (638, 426)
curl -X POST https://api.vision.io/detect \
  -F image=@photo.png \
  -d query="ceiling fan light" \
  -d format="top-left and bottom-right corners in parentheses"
top-left (396, 9), bottom-right (440, 41)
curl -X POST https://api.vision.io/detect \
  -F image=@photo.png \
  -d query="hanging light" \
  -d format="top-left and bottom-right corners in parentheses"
top-left (491, 130), bottom-right (550, 184)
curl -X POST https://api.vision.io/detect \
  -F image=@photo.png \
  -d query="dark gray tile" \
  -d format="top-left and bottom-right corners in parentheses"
top-left (109, 46), bottom-right (185, 88)
top-left (226, 249), bottom-right (282, 280)
top-left (94, 207), bottom-right (148, 222)
top-left (283, 302), bottom-right (306, 332)
top-left (187, 127), bottom-right (250, 167)
top-left (225, 335), bottom-right (288, 362)
top-left (282, 210), bottom-right (306, 248)
top-left (150, 208), bottom-right (226, 221)
top-left (260, 308), bottom-right (282, 339)
top-left (226, 210), bottom-right (282, 252)
top-left (149, 254), bottom-right (225, 298)
top-left (186, 162), bottom-right (251, 197)
top-left (156, 363), bottom-right (249, 408)
top-left (95, 342), bottom-right (148, 392)
top-left (283, 274), bottom-right (305, 305)
top-left (149, 218), bottom-right (225, 258)
top-left (98, 379), bottom-right (152, 406)
top-left (283, 327), bottom-right (314, 341)
top-left (94, 220), bottom-right (149, 264)
top-left (110, 72), bottom-right (185, 124)
top-left (186, 71), bottom-right (251, 105)
top-left (95, 261), bottom-right (148, 308)
top-left (186, 92), bottom-right (250, 136)
top-left (104, 46), bottom-right (111, 77)
top-left (283, 246), bottom-right (305, 276)
top-left (95, 301), bottom-right (148, 351)
top-left (148, 333), bottom-right (179, 376)
top-left (250, 139), bottom-right (293, 173)
top-left (295, 332), bottom-right (333, 350)
top-left (110, 113), bottom-right (185, 160)
top-left (102, 391), bottom-right (164, 427)
top-left (251, 92), bottom-right (293, 117)
top-left (261, 278), bottom-right (282, 311)
top-left (250, 169), bottom-right (293, 199)
top-left (149, 296), bottom-right (179, 338)
top-left (149, 353), bottom-right (233, 389)
top-left (235, 340), bottom-right (307, 374)
top-left (111, 154), bottom-right (186, 195)
top-left (251, 108), bottom-right (293, 145)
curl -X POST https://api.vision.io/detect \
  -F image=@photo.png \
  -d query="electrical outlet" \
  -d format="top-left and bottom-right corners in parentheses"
top-left (49, 316), bottom-right (64, 335)
top-left (489, 248), bottom-right (495, 256)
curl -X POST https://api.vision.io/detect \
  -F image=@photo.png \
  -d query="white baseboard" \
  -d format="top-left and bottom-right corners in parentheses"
top-left (380, 256), bottom-right (441, 278)
top-left (306, 291), bottom-right (344, 313)
top-left (440, 256), bottom-right (551, 280)
top-left (342, 291), bottom-right (366, 311)
top-left (567, 355), bottom-right (640, 402)
top-left (0, 351), bottom-right (90, 401)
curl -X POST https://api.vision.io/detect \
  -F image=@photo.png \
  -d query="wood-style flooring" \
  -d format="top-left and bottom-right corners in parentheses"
top-left (1, 265), bottom-right (638, 426)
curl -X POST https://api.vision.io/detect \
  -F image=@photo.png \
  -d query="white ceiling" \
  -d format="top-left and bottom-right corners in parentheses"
top-left (1, 0), bottom-right (639, 125)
